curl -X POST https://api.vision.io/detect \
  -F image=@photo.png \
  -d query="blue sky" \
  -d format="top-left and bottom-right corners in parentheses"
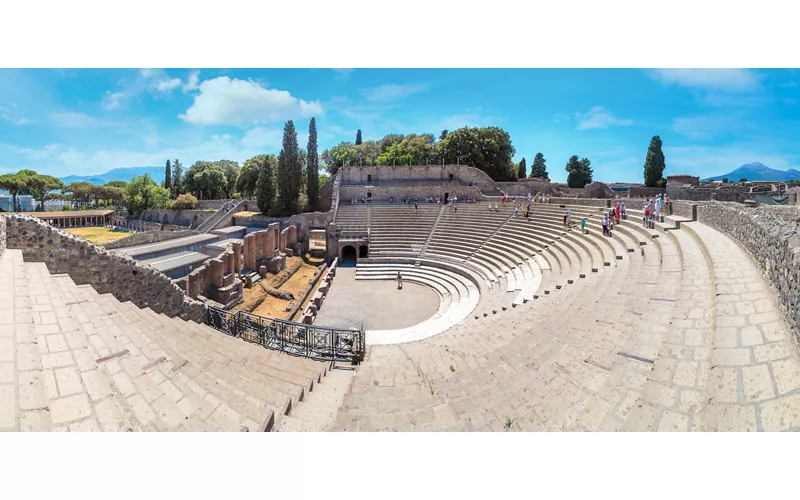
top-left (0, 68), bottom-right (798, 183)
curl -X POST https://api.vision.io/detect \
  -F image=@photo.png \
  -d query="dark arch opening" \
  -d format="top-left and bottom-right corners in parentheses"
top-left (341, 245), bottom-right (357, 266)
top-left (358, 245), bottom-right (369, 258)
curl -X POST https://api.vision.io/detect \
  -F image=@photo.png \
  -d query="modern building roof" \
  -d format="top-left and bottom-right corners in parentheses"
top-left (26, 209), bottom-right (114, 219)
top-left (140, 251), bottom-right (210, 273)
top-left (116, 233), bottom-right (219, 258)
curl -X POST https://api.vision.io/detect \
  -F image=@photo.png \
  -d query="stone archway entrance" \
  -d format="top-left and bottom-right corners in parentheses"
top-left (341, 245), bottom-right (357, 265)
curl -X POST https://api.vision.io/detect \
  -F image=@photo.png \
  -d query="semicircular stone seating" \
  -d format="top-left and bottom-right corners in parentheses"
top-left (347, 200), bottom-right (621, 342)
top-left (331, 198), bottom-right (800, 432)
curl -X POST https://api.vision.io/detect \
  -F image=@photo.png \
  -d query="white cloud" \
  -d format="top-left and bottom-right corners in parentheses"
top-left (430, 110), bottom-right (503, 132)
top-left (360, 83), bottom-right (430, 102)
top-left (0, 110), bottom-right (32, 125)
top-left (575, 106), bottom-right (633, 130)
top-left (183, 70), bottom-right (200, 92)
top-left (648, 69), bottom-right (761, 92)
top-left (101, 91), bottom-right (127, 110)
top-left (181, 77), bottom-right (323, 126)
top-left (50, 112), bottom-right (106, 128)
top-left (156, 78), bottom-right (182, 92)
top-left (101, 69), bottom-right (196, 110)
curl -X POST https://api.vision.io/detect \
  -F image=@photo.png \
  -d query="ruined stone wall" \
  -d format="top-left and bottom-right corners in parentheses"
top-left (340, 165), bottom-right (499, 192)
top-left (286, 211), bottom-right (335, 243)
top-left (339, 184), bottom-right (484, 202)
top-left (5, 215), bottom-right (206, 322)
top-left (105, 229), bottom-right (199, 249)
top-left (207, 200), bottom-right (256, 231)
top-left (318, 177), bottom-right (334, 212)
top-left (629, 186), bottom-right (667, 198)
top-left (667, 186), bottom-right (752, 203)
top-left (139, 209), bottom-right (216, 228)
top-left (0, 215), bottom-right (6, 258)
top-left (198, 199), bottom-right (233, 210)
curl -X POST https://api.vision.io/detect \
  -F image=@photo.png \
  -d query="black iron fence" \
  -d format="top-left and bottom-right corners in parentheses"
top-left (206, 306), bottom-right (365, 364)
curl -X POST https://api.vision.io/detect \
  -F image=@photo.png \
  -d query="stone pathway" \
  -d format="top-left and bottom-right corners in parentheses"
top-left (687, 222), bottom-right (800, 431)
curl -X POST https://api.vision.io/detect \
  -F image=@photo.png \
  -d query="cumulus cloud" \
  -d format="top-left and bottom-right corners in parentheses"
top-left (575, 106), bottom-right (633, 130)
top-left (180, 77), bottom-right (323, 126)
top-left (360, 83), bottom-right (430, 102)
top-left (101, 69), bottom-right (199, 110)
top-left (648, 69), bottom-right (761, 92)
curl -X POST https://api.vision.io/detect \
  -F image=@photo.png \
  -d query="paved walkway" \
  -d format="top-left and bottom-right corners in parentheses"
top-left (314, 268), bottom-right (441, 331)
top-left (688, 222), bottom-right (800, 431)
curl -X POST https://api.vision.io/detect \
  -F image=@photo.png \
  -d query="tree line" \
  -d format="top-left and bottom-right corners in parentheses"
top-left (0, 123), bottom-right (669, 217)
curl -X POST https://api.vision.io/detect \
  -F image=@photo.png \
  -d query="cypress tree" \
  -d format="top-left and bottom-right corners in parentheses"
top-left (306, 118), bottom-right (319, 210)
top-left (355, 129), bottom-right (363, 145)
top-left (256, 157), bottom-right (275, 214)
top-left (518, 157), bottom-right (527, 179)
top-left (172, 159), bottom-right (183, 196)
top-left (277, 120), bottom-right (301, 213)
top-left (530, 152), bottom-right (548, 179)
top-left (643, 135), bottom-right (666, 187)
top-left (164, 159), bottom-right (172, 191)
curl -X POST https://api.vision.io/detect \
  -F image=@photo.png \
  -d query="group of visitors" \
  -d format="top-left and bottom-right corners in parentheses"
top-left (601, 203), bottom-right (625, 237)
top-left (348, 197), bottom-right (368, 204)
top-left (642, 194), bottom-right (671, 227)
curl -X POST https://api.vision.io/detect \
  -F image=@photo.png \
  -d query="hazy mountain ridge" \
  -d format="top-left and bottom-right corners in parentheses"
top-left (703, 162), bottom-right (800, 182)
top-left (60, 166), bottom-right (165, 185)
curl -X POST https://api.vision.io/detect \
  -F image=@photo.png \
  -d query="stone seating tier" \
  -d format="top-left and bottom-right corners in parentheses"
top-left (0, 249), bottom-right (345, 432)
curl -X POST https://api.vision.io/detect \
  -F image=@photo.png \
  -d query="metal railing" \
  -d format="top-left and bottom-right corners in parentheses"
top-left (206, 306), bottom-right (365, 363)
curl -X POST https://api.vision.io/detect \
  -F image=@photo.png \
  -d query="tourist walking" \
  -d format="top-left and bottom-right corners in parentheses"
top-left (602, 215), bottom-right (609, 237)
top-left (581, 217), bottom-right (587, 234)
top-left (563, 209), bottom-right (569, 228)
top-left (396, 271), bottom-right (403, 290)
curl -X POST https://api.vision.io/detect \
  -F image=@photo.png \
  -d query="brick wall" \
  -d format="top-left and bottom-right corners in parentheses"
top-left (5, 215), bottom-right (206, 322)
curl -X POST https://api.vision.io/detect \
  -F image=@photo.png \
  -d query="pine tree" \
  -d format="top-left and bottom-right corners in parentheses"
top-left (306, 118), bottom-right (319, 210)
top-left (517, 157), bottom-right (527, 179)
top-left (256, 158), bottom-right (275, 214)
top-left (565, 155), bottom-right (593, 188)
top-left (530, 152), bottom-right (548, 179)
top-left (277, 120), bottom-right (302, 213)
top-left (164, 159), bottom-right (172, 192)
top-left (355, 129), bottom-right (363, 145)
top-left (172, 159), bottom-right (183, 196)
top-left (643, 135), bottom-right (666, 187)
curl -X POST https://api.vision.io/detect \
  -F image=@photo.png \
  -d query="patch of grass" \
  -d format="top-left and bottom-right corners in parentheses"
top-left (65, 227), bottom-right (131, 246)
top-left (504, 417), bottom-right (514, 430)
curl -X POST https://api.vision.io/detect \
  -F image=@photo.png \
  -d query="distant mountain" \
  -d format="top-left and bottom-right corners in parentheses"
top-left (702, 162), bottom-right (800, 182)
top-left (60, 166), bottom-right (165, 186)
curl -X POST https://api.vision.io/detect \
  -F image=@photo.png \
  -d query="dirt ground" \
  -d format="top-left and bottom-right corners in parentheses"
top-left (233, 254), bottom-right (325, 320)
top-left (64, 227), bottom-right (131, 246)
